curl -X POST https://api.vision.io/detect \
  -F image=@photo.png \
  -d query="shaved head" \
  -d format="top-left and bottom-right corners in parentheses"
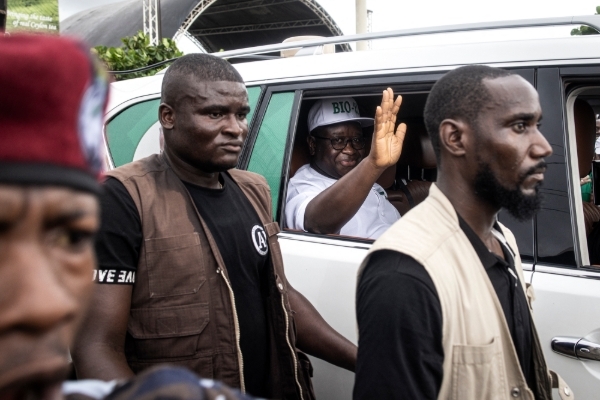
top-left (424, 65), bottom-right (515, 163)
top-left (162, 53), bottom-right (244, 107)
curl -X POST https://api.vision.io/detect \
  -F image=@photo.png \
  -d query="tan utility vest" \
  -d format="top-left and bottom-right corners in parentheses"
top-left (358, 184), bottom-right (572, 400)
top-left (107, 154), bottom-right (314, 400)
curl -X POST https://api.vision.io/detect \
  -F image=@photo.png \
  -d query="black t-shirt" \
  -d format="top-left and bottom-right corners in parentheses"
top-left (95, 173), bottom-right (270, 397)
top-left (354, 215), bottom-right (535, 400)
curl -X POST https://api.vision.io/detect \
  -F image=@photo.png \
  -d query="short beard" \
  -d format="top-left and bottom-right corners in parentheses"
top-left (473, 161), bottom-right (544, 221)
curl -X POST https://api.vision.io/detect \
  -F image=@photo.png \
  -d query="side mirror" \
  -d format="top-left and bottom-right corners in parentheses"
top-left (593, 161), bottom-right (600, 206)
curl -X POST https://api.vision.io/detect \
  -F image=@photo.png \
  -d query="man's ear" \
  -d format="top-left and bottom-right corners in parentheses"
top-left (439, 118), bottom-right (468, 158)
top-left (307, 135), bottom-right (316, 156)
top-left (159, 103), bottom-right (175, 129)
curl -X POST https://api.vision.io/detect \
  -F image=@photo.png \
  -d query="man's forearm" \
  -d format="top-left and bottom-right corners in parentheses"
top-left (71, 283), bottom-right (135, 380)
top-left (304, 159), bottom-right (384, 235)
top-left (72, 342), bottom-right (135, 380)
top-left (288, 286), bottom-right (357, 372)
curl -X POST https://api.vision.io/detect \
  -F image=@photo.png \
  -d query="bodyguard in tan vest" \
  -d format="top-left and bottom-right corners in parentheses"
top-left (354, 65), bottom-right (572, 400)
top-left (71, 54), bottom-right (357, 399)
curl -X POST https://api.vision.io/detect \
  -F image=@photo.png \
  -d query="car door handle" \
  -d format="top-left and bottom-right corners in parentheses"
top-left (552, 336), bottom-right (600, 361)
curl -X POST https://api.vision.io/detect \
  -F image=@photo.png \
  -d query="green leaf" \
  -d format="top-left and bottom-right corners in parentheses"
top-left (90, 31), bottom-right (182, 81)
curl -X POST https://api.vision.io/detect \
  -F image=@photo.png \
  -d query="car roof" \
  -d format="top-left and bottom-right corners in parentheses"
top-left (107, 34), bottom-right (600, 113)
top-left (235, 35), bottom-right (600, 84)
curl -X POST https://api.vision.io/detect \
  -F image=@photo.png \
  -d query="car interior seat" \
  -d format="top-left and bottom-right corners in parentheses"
top-left (290, 138), bottom-right (310, 178)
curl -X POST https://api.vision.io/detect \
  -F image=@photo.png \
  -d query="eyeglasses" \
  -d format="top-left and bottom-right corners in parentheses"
top-left (311, 135), bottom-right (367, 150)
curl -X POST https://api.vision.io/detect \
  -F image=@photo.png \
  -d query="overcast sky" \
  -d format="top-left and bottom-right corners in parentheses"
top-left (59, 0), bottom-right (600, 47)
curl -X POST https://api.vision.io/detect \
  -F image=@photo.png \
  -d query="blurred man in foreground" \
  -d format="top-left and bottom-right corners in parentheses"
top-left (0, 34), bottom-right (254, 400)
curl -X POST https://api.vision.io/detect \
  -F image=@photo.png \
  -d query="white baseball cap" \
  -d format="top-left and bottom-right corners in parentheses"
top-left (308, 97), bottom-right (374, 133)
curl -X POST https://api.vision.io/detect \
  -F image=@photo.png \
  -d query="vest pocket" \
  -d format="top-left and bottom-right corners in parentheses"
top-left (128, 303), bottom-right (209, 360)
top-left (297, 351), bottom-right (316, 400)
top-left (450, 337), bottom-right (506, 400)
top-left (145, 233), bottom-right (205, 297)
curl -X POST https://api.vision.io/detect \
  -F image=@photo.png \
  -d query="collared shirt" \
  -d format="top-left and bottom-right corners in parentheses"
top-left (354, 214), bottom-right (535, 400)
top-left (285, 164), bottom-right (400, 239)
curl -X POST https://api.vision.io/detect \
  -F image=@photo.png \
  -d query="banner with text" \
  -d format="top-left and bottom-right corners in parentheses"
top-left (7, 0), bottom-right (58, 34)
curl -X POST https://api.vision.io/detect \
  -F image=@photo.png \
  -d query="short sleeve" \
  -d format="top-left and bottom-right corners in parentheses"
top-left (285, 192), bottom-right (317, 231)
top-left (354, 250), bottom-right (444, 400)
top-left (94, 177), bottom-right (142, 284)
top-left (284, 169), bottom-right (327, 230)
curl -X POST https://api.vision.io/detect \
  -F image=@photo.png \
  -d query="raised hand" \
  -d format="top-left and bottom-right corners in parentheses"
top-left (368, 88), bottom-right (407, 170)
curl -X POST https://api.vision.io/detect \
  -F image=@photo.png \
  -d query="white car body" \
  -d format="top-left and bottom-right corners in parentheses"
top-left (105, 19), bottom-right (600, 399)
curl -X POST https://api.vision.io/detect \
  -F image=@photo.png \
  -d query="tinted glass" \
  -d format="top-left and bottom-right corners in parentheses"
top-left (247, 92), bottom-right (295, 215)
top-left (536, 68), bottom-right (576, 266)
top-left (497, 69), bottom-right (535, 262)
top-left (246, 86), bottom-right (261, 125)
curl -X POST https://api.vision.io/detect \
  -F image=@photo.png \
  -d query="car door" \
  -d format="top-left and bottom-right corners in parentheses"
top-left (242, 84), bottom-right (371, 399)
top-left (528, 66), bottom-right (600, 399)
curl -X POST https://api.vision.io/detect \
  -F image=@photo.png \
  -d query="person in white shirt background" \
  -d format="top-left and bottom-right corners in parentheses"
top-left (286, 89), bottom-right (406, 239)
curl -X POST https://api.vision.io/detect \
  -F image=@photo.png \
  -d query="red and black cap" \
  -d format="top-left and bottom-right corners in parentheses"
top-left (0, 34), bottom-right (109, 195)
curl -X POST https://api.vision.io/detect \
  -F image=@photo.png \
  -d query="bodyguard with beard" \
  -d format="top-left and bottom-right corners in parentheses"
top-left (354, 65), bottom-right (572, 400)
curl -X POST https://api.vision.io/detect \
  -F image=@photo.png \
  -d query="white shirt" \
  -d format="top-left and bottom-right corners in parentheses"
top-left (285, 164), bottom-right (400, 239)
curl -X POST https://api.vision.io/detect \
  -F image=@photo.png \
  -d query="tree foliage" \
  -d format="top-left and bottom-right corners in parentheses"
top-left (93, 31), bottom-right (183, 81)
top-left (571, 6), bottom-right (600, 36)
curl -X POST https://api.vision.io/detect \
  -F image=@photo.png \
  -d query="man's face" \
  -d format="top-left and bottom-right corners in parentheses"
top-left (469, 75), bottom-right (552, 220)
top-left (309, 122), bottom-right (366, 179)
top-left (162, 79), bottom-right (250, 173)
top-left (0, 186), bottom-right (98, 399)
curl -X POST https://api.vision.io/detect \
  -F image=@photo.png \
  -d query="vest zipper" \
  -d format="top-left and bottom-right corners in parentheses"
top-left (216, 267), bottom-right (246, 393)
top-left (280, 295), bottom-right (304, 400)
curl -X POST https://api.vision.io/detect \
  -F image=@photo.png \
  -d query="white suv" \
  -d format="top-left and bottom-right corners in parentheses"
top-left (105, 15), bottom-right (600, 399)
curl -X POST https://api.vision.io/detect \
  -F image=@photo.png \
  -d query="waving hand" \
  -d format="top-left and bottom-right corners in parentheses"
top-left (368, 88), bottom-right (407, 170)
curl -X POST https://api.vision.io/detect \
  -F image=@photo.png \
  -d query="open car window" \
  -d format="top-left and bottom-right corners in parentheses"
top-left (282, 88), bottom-right (436, 241)
top-left (565, 87), bottom-right (600, 268)
top-left (246, 69), bottom-right (535, 253)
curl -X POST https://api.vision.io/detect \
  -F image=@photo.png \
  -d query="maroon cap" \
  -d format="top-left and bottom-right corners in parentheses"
top-left (0, 34), bottom-right (109, 194)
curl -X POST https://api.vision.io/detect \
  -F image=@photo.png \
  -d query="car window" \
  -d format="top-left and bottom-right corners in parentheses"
top-left (534, 68), bottom-right (577, 267)
top-left (564, 87), bottom-right (600, 268)
top-left (245, 86), bottom-right (262, 124)
top-left (106, 98), bottom-right (161, 168)
top-left (497, 69), bottom-right (536, 263)
top-left (105, 86), bottom-right (263, 168)
top-left (280, 71), bottom-right (536, 253)
top-left (246, 91), bottom-right (296, 215)
top-left (283, 88), bottom-right (434, 242)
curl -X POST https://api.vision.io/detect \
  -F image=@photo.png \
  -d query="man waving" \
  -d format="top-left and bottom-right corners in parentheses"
top-left (286, 89), bottom-right (406, 239)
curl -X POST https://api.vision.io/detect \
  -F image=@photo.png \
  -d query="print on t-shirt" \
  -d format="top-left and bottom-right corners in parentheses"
top-left (252, 225), bottom-right (268, 255)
